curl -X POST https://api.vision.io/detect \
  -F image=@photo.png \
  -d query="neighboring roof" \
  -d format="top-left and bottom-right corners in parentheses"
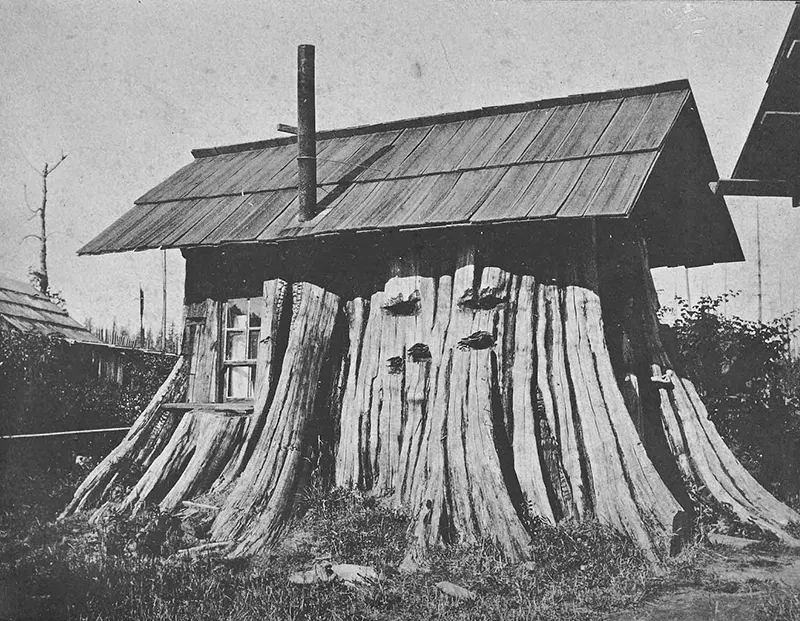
top-left (0, 274), bottom-right (103, 345)
top-left (733, 3), bottom-right (800, 181)
top-left (79, 79), bottom-right (742, 267)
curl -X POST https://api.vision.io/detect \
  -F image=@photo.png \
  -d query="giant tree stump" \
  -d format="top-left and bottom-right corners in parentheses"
top-left (63, 222), bottom-right (800, 562)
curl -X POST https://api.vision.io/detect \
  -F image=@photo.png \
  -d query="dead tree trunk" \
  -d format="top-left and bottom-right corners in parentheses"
top-left (64, 222), bottom-right (799, 562)
top-left (210, 283), bottom-right (340, 556)
top-left (59, 355), bottom-right (188, 519)
top-left (335, 227), bottom-right (686, 566)
top-left (619, 235), bottom-right (800, 544)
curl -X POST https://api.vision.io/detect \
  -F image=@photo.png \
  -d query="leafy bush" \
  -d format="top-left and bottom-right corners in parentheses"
top-left (0, 329), bottom-right (174, 516)
top-left (0, 330), bottom-right (174, 437)
top-left (670, 294), bottom-right (800, 504)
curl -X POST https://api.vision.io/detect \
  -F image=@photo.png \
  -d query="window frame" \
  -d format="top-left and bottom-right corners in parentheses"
top-left (220, 297), bottom-right (262, 402)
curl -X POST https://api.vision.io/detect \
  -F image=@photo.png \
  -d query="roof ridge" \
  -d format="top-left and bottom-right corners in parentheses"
top-left (191, 79), bottom-right (691, 158)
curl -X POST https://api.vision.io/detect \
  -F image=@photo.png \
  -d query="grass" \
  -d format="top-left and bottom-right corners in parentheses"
top-left (758, 589), bottom-right (800, 621)
top-left (2, 471), bottom-right (800, 620)
top-left (0, 475), bottom-right (658, 621)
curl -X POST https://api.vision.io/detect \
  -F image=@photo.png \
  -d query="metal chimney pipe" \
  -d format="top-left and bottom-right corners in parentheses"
top-left (297, 44), bottom-right (316, 221)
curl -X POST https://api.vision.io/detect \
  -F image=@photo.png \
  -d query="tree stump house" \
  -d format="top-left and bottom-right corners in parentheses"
top-left (64, 61), bottom-right (800, 565)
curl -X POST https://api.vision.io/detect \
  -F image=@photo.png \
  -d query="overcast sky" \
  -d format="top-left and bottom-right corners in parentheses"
top-left (0, 1), bottom-right (796, 333)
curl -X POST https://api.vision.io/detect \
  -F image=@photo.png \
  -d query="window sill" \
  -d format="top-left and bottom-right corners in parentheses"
top-left (162, 402), bottom-right (255, 416)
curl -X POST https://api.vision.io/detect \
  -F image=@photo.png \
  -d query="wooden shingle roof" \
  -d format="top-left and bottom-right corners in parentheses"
top-left (0, 275), bottom-right (102, 344)
top-left (79, 79), bottom-right (742, 267)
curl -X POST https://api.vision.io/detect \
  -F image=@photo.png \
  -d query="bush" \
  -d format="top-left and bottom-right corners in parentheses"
top-left (671, 294), bottom-right (800, 504)
top-left (0, 329), bottom-right (174, 517)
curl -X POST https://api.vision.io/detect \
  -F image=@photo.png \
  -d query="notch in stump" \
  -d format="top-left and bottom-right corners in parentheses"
top-left (457, 331), bottom-right (495, 351)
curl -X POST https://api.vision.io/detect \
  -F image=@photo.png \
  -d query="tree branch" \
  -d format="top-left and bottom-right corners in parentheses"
top-left (47, 152), bottom-right (68, 175)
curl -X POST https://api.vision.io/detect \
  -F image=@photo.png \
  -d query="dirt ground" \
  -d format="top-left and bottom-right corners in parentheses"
top-left (609, 540), bottom-right (800, 621)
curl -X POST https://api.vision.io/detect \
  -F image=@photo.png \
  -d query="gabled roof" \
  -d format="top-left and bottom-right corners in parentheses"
top-left (733, 3), bottom-right (800, 181)
top-left (79, 79), bottom-right (742, 268)
top-left (0, 275), bottom-right (102, 345)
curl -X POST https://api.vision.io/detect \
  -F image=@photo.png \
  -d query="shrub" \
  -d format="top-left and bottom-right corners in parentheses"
top-left (670, 294), bottom-right (800, 503)
top-left (0, 329), bottom-right (174, 518)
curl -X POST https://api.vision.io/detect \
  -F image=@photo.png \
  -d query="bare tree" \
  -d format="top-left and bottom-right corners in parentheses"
top-left (23, 152), bottom-right (68, 296)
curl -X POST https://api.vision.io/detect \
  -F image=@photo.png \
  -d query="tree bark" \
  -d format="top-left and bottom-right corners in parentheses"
top-left (65, 223), bottom-right (798, 563)
top-left (59, 355), bottom-right (188, 519)
top-left (619, 233), bottom-right (800, 545)
top-left (210, 283), bottom-right (341, 556)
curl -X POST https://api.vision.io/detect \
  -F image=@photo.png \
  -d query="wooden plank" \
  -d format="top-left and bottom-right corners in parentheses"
top-left (149, 198), bottom-right (229, 248)
top-left (297, 181), bottom-right (383, 236)
top-left (526, 158), bottom-right (590, 218)
top-left (252, 137), bottom-right (337, 191)
top-left (582, 152), bottom-right (658, 217)
top-left (174, 155), bottom-right (240, 201)
top-left (592, 94), bottom-right (654, 153)
top-left (162, 403), bottom-right (254, 414)
top-left (352, 176), bottom-right (435, 230)
top-left (136, 159), bottom-right (201, 204)
top-left (126, 199), bottom-right (204, 249)
top-left (394, 121), bottom-right (464, 177)
top-left (316, 134), bottom-right (376, 184)
top-left (457, 113), bottom-right (527, 169)
top-left (225, 190), bottom-right (297, 242)
top-left (176, 195), bottom-right (252, 246)
top-left (469, 164), bottom-right (543, 222)
top-left (216, 144), bottom-right (295, 195)
top-left (189, 299), bottom-right (220, 403)
top-left (405, 168), bottom-right (506, 226)
top-left (554, 98), bottom-right (622, 158)
top-left (314, 177), bottom-right (410, 233)
top-left (326, 130), bottom-right (402, 180)
top-left (556, 156), bottom-right (617, 217)
top-left (198, 194), bottom-right (271, 244)
top-left (519, 103), bottom-right (587, 161)
top-left (625, 90), bottom-right (689, 150)
top-left (710, 178), bottom-right (795, 197)
top-left (188, 152), bottom-right (258, 198)
top-left (112, 201), bottom-right (193, 251)
top-left (195, 149), bottom-right (259, 195)
top-left (78, 203), bottom-right (159, 254)
top-left (356, 126), bottom-right (434, 181)
top-left (760, 110), bottom-right (800, 128)
top-left (379, 173), bottom-right (460, 228)
top-left (486, 108), bottom-right (554, 166)
top-left (425, 115), bottom-right (495, 172)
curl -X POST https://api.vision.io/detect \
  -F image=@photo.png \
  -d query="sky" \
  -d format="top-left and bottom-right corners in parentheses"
top-left (0, 0), bottom-right (797, 336)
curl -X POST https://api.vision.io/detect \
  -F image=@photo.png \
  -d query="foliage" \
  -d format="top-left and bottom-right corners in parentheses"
top-left (28, 266), bottom-right (67, 309)
top-left (671, 294), bottom-right (800, 503)
top-left (0, 329), bottom-right (174, 499)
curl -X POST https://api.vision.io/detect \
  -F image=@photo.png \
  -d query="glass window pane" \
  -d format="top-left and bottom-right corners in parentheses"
top-left (226, 332), bottom-right (247, 360)
top-left (226, 300), bottom-right (247, 330)
top-left (249, 297), bottom-right (263, 328)
top-left (227, 366), bottom-right (251, 399)
top-left (248, 330), bottom-right (260, 359)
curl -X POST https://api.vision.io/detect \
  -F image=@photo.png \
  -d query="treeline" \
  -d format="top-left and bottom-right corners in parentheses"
top-left (85, 317), bottom-right (181, 354)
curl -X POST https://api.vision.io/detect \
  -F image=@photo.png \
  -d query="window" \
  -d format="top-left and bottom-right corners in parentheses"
top-left (222, 297), bottom-right (263, 400)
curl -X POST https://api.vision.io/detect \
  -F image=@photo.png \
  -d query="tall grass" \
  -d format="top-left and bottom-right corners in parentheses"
top-left (0, 487), bottom-right (661, 621)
